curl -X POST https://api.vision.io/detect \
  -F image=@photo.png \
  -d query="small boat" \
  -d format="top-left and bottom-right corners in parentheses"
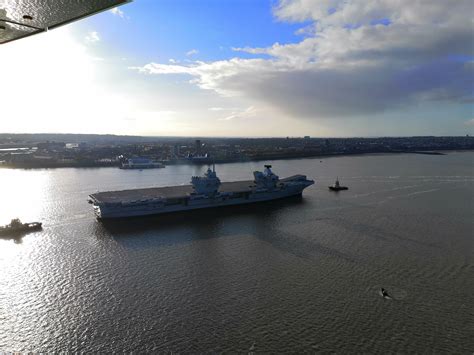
top-left (0, 218), bottom-right (42, 237)
top-left (328, 178), bottom-right (348, 191)
top-left (379, 287), bottom-right (391, 299)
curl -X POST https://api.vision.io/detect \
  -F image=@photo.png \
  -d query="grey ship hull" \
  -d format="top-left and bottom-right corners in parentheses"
top-left (89, 175), bottom-right (313, 219)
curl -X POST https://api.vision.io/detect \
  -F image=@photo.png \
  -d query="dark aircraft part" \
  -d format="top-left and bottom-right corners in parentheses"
top-left (1, 0), bottom-right (131, 44)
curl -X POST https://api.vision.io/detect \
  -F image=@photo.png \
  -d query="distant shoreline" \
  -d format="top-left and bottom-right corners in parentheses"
top-left (1, 148), bottom-right (472, 170)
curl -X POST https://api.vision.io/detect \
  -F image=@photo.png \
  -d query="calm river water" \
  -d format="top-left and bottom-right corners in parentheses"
top-left (0, 152), bottom-right (473, 352)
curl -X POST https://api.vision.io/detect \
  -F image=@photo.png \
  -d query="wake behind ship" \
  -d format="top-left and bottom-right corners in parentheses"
top-left (89, 165), bottom-right (314, 219)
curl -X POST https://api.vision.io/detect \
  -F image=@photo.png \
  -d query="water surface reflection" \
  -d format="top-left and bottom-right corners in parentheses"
top-left (0, 153), bottom-right (473, 352)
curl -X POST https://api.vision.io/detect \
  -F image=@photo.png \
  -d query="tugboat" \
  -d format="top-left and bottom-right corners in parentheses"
top-left (328, 178), bottom-right (348, 191)
top-left (0, 218), bottom-right (42, 237)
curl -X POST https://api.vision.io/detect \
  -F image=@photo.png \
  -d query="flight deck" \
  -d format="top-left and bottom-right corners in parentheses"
top-left (89, 175), bottom-right (304, 204)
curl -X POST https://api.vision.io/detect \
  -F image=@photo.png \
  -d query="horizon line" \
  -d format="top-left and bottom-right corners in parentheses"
top-left (0, 132), bottom-right (471, 140)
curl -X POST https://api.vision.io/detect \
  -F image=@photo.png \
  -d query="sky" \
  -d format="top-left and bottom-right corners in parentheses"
top-left (1, 0), bottom-right (473, 137)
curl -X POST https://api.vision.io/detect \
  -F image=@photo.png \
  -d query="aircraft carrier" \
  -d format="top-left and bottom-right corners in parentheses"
top-left (89, 165), bottom-right (314, 219)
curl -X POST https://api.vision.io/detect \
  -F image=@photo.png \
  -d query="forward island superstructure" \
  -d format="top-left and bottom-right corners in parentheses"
top-left (89, 165), bottom-right (314, 219)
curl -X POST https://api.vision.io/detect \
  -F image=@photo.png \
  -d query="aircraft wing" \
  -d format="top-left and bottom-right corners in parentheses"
top-left (1, 0), bottom-right (131, 44)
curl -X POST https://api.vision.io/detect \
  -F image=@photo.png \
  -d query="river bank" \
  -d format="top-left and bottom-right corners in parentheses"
top-left (2, 148), bottom-right (471, 170)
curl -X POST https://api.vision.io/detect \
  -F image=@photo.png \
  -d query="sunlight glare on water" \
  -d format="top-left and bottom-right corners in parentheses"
top-left (0, 169), bottom-right (48, 225)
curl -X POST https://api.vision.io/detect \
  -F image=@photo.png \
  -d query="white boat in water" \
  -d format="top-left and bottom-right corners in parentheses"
top-left (120, 158), bottom-right (165, 169)
top-left (89, 165), bottom-right (314, 219)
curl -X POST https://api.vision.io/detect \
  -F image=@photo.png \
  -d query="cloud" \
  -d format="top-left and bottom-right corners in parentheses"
top-left (294, 25), bottom-right (315, 36)
top-left (110, 7), bottom-right (125, 18)
top-left (465, 119), bottom-right (474, 126)
top-left (130, 63), bottom-right (195, 75)
top-left (208, 107), bottom-right (239, 111)
top-left (131, 0), bottom-right (474, 120)
top-left (218, 106), bottom-right (257, 121)
top-left (85, 31), bottom-right (100, 43)
top-left (186, 49), bottom-right (199, 57)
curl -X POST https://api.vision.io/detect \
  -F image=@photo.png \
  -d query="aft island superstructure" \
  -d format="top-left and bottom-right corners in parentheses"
top-left (89, 165), bottom-right (314, 219)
